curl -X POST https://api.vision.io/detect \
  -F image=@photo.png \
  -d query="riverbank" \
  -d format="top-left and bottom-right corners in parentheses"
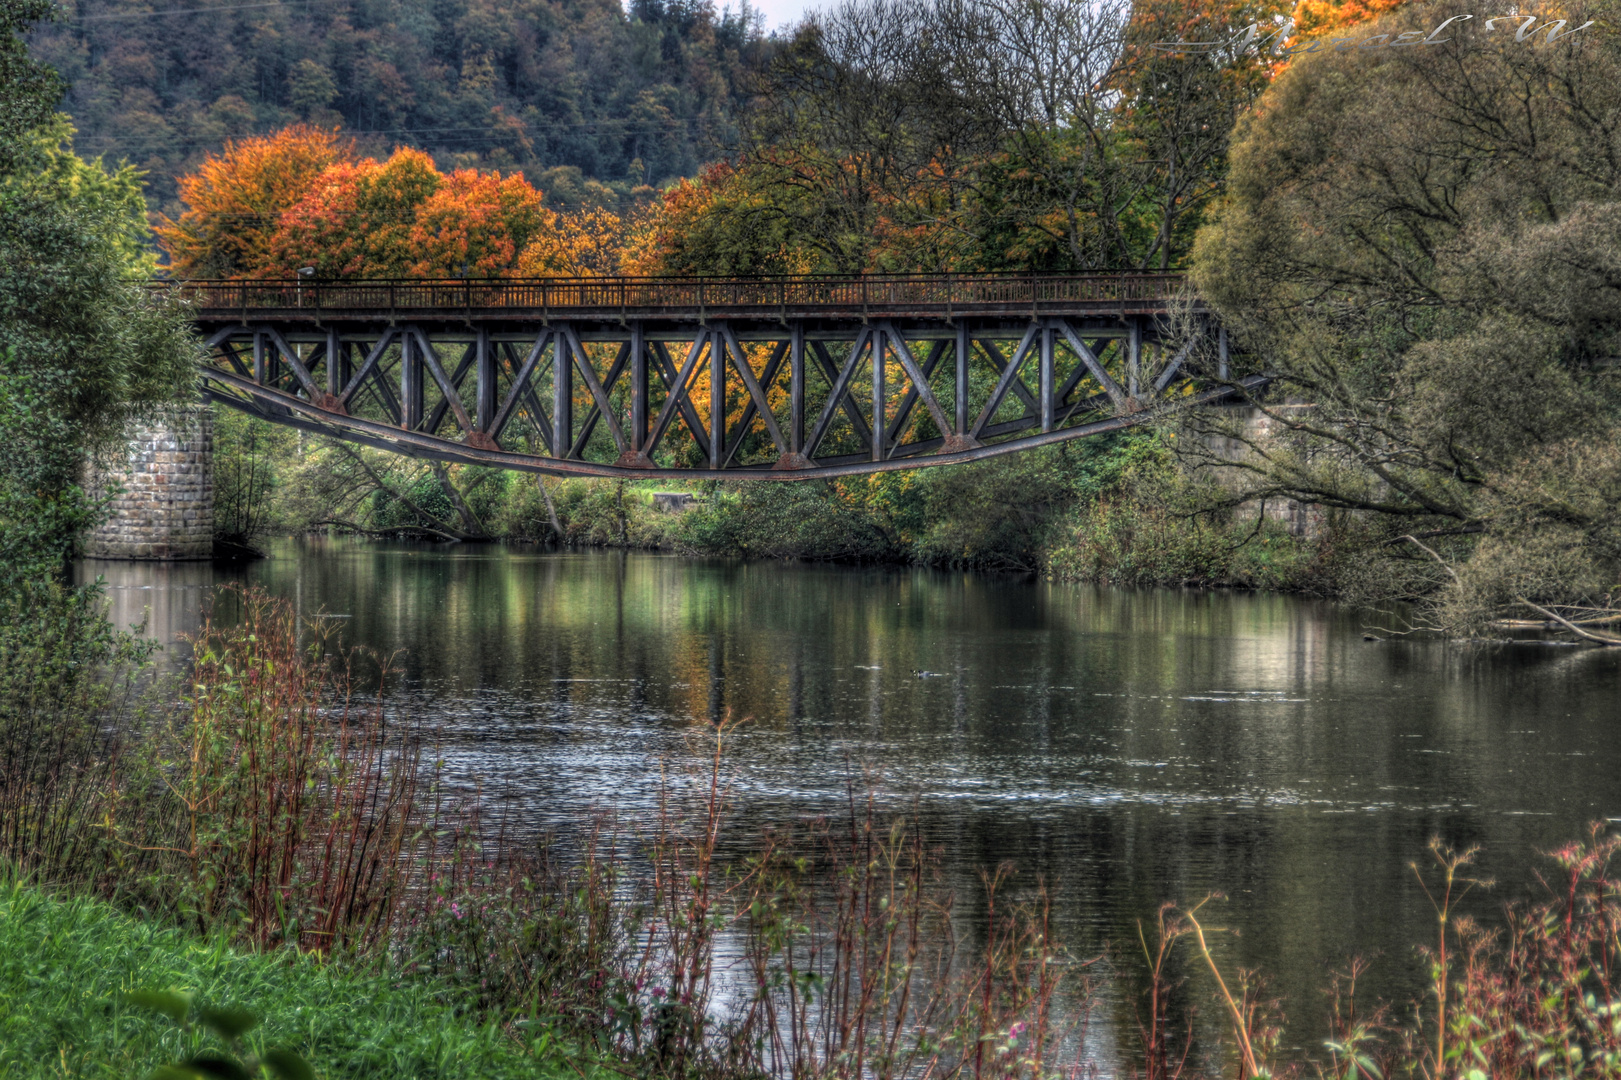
top-left (224, 414), bottom-right (1355, 594)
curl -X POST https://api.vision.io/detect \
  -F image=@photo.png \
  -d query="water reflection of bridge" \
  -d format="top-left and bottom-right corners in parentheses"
top-left (167, 273), bottom-right (1253, 479)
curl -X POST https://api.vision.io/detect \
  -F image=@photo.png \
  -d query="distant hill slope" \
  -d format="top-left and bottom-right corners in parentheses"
top-left (29, 0), bottom-right (768, 217)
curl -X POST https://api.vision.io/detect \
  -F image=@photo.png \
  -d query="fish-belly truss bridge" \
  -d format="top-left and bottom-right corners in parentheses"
top-left (171, 273), bottom-right (1249, 480)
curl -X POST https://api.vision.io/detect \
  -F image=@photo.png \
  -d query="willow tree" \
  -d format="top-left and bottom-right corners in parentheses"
top-left (1189, 0), bottom-right (1621, 635)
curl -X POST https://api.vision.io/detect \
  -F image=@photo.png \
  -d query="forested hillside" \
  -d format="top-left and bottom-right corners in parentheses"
top-left (27, 0), bottom-right (767, 216)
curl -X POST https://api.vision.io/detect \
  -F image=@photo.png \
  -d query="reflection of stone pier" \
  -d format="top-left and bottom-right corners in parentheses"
top-left (85, 406), bottom-right (214, 560)
top-left (74, 558), bottom-right (220, 668)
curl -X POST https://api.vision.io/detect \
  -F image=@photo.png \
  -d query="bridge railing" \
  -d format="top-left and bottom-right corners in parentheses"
top-left (154, 272), bottom-right (1191, 316)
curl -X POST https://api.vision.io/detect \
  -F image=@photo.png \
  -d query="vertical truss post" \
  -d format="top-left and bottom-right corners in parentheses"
top-left (475, 330), bottom-right (495, 429)
top-left (316, 327), bottom-right (345, 413)
top-left (709, 328), bottom-right (724, 471)
top-left (772, 321), bottom-right (810, 470)
top-left (871, 325), bottom-right (886, 461)
top-left (630, 322), bottom-right (647, 453)
top-left (1040, 323), bottom-right (1055, 432)
top-left (252, 330), bottom-right (266, 385)
top-left (337, 339), bottom-right (354, 396)
top-left (1218, 324), bottom-right (1230, 380)
top-left (1128, 319), bottom-right (1142, 400)
top-left (554, 327), bottom-right (573, 458)
top-left (955, 322), bottom-right (969, 437)
top-left (617, 322), bottom-right (655, 468)
top-left (790, 322), bottom-right (805, 455)
top-left (468, 329), bottom-right (498, 448)
top-left (325, 328), bottom-right (341, 397)
top-left (401, 329), bottom-right (423, 429)
top-left (935, 323), bottom-right (978, 453)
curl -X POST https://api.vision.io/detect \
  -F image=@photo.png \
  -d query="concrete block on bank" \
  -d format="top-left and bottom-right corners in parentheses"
top-left (652, 492), bottom-right (697, 513)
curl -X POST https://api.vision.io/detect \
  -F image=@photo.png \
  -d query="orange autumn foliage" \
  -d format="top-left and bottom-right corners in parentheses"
top-left (158, 125), bottom-right (350, 278)
top-left (403, 169), bottom-right (553, 277)
top-left (162, 126), bottom-right (626, 279)
top-left (1290, 0), bottom-right (1410, 38)
top-left (518, 206), bottom-right (627, 277)
top-left (266, 147), bottom-right (441, 277)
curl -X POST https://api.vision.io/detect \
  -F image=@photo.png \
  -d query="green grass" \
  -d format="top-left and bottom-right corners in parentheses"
top-left (0, 881), bottom-right (592, 1079)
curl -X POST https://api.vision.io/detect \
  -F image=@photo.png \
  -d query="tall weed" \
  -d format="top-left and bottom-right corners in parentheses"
top-left (0, 580), bottom-right (155, 888)
top-left (0, 582), bottom-right (430, 952)
top-left (153, 586), bottom-right (428, 950)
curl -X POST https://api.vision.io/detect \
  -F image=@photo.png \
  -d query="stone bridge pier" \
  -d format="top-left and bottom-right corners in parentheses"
top-left (84, 406), bottom-right (215, 560)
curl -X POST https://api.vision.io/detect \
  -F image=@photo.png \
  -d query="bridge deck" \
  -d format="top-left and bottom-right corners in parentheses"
top-left (161, 272), bottom-right (1194, 325)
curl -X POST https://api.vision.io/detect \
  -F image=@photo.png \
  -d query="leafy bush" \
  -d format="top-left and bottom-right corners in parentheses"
top-left (490, 476), bottom-right (676, 547)
top-left (669, 479), bottom-right (902, 561)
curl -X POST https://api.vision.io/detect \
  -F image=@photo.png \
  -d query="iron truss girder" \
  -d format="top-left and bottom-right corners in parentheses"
top-left (194, 310), bottom-right (1249, 480)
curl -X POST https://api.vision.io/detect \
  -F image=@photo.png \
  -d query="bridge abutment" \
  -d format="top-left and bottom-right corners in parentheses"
top-left (85, 406), bottom-right (215, 561)
top-left (1201, 402), bottom-right (1325, 538)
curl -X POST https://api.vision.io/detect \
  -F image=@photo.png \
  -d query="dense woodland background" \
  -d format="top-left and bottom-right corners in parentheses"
top-left (27, 0), bottom-right (766, 216)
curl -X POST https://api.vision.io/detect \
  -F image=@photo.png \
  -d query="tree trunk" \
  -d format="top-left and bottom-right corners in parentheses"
top-left (429, 461), bottom-right (486, 539)
top-left (537, 476), bottom-right (564, 541)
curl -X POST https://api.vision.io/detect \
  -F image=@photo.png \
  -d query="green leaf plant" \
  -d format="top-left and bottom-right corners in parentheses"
top-left (124, 990), bottom-right (314, 1080)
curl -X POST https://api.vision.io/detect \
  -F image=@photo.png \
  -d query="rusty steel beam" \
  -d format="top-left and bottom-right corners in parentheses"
top-left (202, 368), bottom-right (1264, 480)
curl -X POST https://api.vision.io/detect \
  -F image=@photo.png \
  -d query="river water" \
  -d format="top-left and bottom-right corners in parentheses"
top-left (79, 539), bottom-right (1621, 1062)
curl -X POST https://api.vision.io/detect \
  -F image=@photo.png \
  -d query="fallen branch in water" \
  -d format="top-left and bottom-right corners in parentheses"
top-left (1514, 596), bottom-right (1621, 645)
top-left (1490, 611), bottom-right (1621, 630)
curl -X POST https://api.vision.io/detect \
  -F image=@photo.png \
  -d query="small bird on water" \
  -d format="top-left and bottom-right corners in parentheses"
top-left (912, 669), bottom-right (945, 678)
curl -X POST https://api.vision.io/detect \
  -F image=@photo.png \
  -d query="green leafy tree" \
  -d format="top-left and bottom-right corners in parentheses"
top-left (631, 0), bottom-right (1279, 276)
top-left (0, 0), bottom-right (197, 912)
top-left (0, 3), bottom-right (197, 582)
